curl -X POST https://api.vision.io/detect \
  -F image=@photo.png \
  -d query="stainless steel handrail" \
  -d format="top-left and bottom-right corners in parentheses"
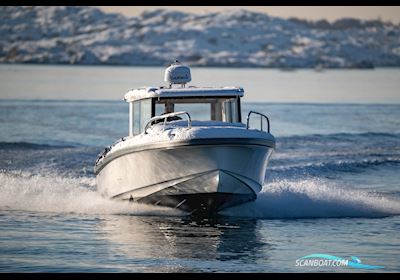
top-left (144, 111), bottom-right (192, 134)
top-left (246, 110), bottom-right (270, 133)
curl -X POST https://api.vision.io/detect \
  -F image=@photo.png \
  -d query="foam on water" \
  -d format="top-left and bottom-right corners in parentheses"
top-left (221, 179), bottom-right (400, 219)
top-left (0, 171), bottom-right (185, 216)
top-left (2, 170), bottom-right (399, 220)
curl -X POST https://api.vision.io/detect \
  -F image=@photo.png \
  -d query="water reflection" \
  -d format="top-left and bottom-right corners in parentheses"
top-left (98, 215), bottom-right (272, 271)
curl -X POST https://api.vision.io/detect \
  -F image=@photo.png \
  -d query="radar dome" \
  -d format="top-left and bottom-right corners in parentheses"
top-left (164, 61), bottom-right (191, 86)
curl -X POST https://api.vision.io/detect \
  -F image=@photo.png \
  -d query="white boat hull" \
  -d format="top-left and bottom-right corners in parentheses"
top-left (95, 138), bottom-right (274, 216)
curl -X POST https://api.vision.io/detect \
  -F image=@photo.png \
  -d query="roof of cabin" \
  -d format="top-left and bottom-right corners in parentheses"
top-left (124, 86), bottom-right (244, 102)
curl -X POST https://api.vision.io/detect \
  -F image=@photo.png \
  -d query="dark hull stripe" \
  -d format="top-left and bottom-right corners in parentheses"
top-left (134, 192), bottom-right (256, 218)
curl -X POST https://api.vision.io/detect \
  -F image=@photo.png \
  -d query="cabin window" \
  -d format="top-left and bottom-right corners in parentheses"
top-left (132, 98), bottom-right (152, 135)
top-left (133, 101), bottom-right (140, 135)
top-left (174, 103), bottom-right (211, 121)
top-left (155, 101), bottom-right (211, 121)
top-left (222, 98), bottom-right (238, 122)
top-left (154, 97), bottom-right (240, 123)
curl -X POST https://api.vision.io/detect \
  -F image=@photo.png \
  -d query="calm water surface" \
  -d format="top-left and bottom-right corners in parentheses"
top-left (0, 65), bottom-right (399, 272)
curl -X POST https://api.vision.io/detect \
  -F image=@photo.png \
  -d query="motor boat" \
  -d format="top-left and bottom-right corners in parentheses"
top-left (94, 61), bottom-right (275, 217)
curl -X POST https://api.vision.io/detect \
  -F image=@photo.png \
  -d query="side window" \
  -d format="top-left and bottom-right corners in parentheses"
top-left (133, 101), bottom-right (141, 135)
top-left (223, 100), bottom-right (232, 122)
top-left (211, 100), bottom-right (222, 121)
top-left (133, 99), bottom-right (152, 134)
top-left (140, 99), bottom-right (152, 132)
top-left (230, 98), bottom-right (238, 122)
top-left (222, 98), bottom-right (238, 122)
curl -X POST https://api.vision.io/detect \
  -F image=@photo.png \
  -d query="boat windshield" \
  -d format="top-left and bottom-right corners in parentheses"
top-left (155, 97), bottom-right (240, 123)
top-left (129, 97), bottom-right (241, 135)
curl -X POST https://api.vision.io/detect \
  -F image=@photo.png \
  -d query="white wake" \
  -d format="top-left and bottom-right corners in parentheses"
top-left (220, 178), bottom-right (400, 219)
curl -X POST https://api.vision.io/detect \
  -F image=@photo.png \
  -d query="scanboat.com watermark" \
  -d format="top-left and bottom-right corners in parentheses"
top-left (295, 254), bottom-right (384, 270)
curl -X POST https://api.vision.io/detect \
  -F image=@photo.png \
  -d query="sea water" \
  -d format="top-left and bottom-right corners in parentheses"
top-left (0, 65), bottom-right (399, 272)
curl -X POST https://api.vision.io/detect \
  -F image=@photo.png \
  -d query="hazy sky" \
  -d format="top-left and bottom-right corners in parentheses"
top-left (97, 6), bottom-right (400, 23)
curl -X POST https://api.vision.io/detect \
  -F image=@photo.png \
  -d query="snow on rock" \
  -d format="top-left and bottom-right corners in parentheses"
top-left (1, 6), bottom-right (400, 68)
